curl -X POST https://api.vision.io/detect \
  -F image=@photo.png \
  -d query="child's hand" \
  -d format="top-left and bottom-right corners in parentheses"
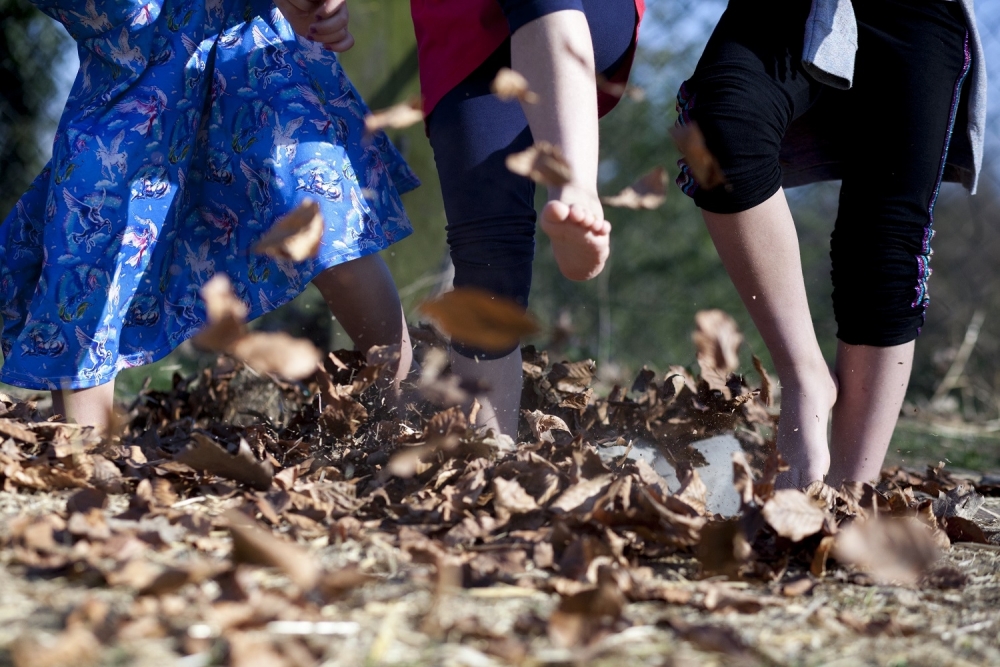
top-left (274, 0), bottom-right (354, 52)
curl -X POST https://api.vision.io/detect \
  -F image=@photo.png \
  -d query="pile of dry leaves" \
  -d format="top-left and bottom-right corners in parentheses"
top-left (1, 310), bottom-right (998, 667)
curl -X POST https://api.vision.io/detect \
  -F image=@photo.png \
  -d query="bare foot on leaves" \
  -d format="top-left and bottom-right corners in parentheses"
top-left (775, 366), bottom-right (839, 489)
top-left (541, 188), bottom-right (610, 281)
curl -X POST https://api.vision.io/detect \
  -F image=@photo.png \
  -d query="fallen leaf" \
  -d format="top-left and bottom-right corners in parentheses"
top-left (225, 510), bottom-right (321, 590)
top-left (364, 98), bottom-right (424, 133)
top-left (253, 199), bottom-right (324, 262)
top-left (670, 121), bottom-right (727, 189)
top-left (505, 141), bottom-right (573, 187)
top-left (10, 627), bottom-right (102, 667)
top-left (419, 288), bottom-right (539, 353)
top-left (491, 67), bottom-right (538, 103)
top-left (833, 517), bottom-right (941, 585)
top-left (494, 477), bottom-right (539, 514)
top-left (602, 167), bottom-right (667, 210)
top-left (176, 433), bottom-right (274, 491)
top-left (761, 489), bottom-right (827, 542)
top-left (548, 566), bottom-right (625, 648)
top-left (782, 577), bottom-right (816, 597)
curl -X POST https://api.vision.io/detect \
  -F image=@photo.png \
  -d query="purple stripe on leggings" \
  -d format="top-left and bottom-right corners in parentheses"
top-left (912, 32), bottom-right (971, 313)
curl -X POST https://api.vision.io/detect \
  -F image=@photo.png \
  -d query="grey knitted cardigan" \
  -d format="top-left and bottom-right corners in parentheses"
top-left (781, 0), bottom-right (986, 194)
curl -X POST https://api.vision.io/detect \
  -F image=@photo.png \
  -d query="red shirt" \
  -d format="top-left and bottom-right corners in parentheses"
top-left (410, 0), bottom-right (646, 117)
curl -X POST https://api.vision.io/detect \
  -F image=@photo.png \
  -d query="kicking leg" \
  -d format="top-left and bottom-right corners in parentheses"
top-left (311, 253), bottom-right (412, 390)
top-left (703, 189), bottom-right (836, 488)
top-left (51, 380), bottom-right (116, 433)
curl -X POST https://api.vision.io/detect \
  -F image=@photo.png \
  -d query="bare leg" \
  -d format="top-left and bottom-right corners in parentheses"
top-left (702, 189), bottom-right (837, 488)
top-left (826, 340), bottom-right (914, 486)
top-left (51, 381), bottom-right (116, 433)
top-left (449, 347), bottom-right (523, 439)
top-left (311, 254), bottom-right (412, 390)
top-left (512, 11), bottom-right (611, 281)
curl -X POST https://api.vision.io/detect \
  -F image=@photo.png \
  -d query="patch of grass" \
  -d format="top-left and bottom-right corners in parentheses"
top-left (886, 419), bottom-right (1000, 473)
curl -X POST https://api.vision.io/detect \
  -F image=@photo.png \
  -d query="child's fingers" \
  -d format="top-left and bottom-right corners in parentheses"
top-left (309, 7), bottom-right (349, 40)
top-left (322, 31), bottom-right (355, 52)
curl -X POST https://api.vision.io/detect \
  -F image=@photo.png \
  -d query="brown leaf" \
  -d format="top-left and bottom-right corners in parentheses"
top-left (663, 617), bottom-right (749, 657)
top-left (494, 477), bottom-right (540, 514)
top-left (225, 510), bottom-right (320, 590)
top-left (176, 433), bottom-right (274, 491)
top-left (548, 359), bottom-right (597, 393)
top-left (10, 627), bottom-right (102, 667)
top-left (252, 199), bottom-right (324, 262)
top-left (419, 287), bottom-right (539, 353)
top-left (523, 410), bottom-right (571, 444)
top-left (505, 141), bottom-right (573, 187)
top-left (761, 489), bottom-right (827, 542)
top-left (693, 309), bottom-right (743, 395)
top-left (602, 167), bottom-right (667, 210)
top-left (782, 577), bottom-right (816, 597)
top-left (229, 331), bottom-right (322, 381)
top-left (696, 518), bottom-right (749, 578)
top-left (944, 516), bottom-right (990, 544)
top-left (66, 487), bottom-right (108, 514)
top-left (364, 98), bottom-right (424, 133)
top-left (551, 474), bottom-right (612, 513)
top-left (670, 121), bottom-right (727, 189)
top-left (833, 517), bottom-right (941, 586)
top-left (548, 566), bottom-right (625, 648)
top-left (732, 450), bottom-right (755, 508)
top-left (192, 274), bottom-right (248, 351)
top-left (490, 67), bottom-right (539, 103)
top-left (752, 354), bottom-right (774, 407)
top-left (595, 74), bottom-right (646, 102)
top-left (0, 418), bottom-right (38, 444)
top-left (811, 535), bottom-right (836, 577)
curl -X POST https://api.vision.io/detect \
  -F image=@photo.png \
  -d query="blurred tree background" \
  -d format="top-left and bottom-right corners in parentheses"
top-left (3, 0), bottom-right (1000, 451)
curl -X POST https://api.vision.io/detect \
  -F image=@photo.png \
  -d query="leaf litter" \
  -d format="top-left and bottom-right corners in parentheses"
top-left (1, 311), bottom-right (999, 666)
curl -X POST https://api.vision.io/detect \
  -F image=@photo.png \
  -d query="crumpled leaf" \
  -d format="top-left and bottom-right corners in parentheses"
top-left (505, 141), bottom-right (573, 187)
top-left (419, 287), bottom-right (539, 353)
top-left (602, 167), bottom-right (667, 210)
top-left (491, 67), bottom-right (538, 104)
top-left (693, 309), bottom-right (743, 395)
top-left (253, 199), bottom-right (324, 262)
top-left (548, 566), bottom-right (625, 648)
top-left (364, 98), bottom-right (423, 133)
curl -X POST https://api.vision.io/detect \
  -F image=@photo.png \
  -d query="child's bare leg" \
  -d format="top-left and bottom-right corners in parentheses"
top-left (702, 189), bottom-right (836, 488)
top-left (449, 347), bottom-right (523, 439)
top-left (51, 381), bottom-right (115, 432)
top-left (826, 340), bottom-right (913, 486)
top-left (512, 11), bottom-right (610, 281)
top-left (311, 253), bottom-right (412, 390)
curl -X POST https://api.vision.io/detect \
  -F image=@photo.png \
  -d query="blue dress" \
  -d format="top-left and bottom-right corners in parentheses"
top-left (0, 0), bottom-right (419, 390)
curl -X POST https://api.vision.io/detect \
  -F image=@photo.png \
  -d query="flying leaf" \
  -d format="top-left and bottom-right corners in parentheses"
top-left (752, 354), bottom-right (774, 407)
top-left (547, 566), bottom-right (625, 648)
top-left (229, 331), bottom-right (322, 381)
top-left (175, 433), bottom-right (274, 491)
top-left (505, 141), bottom-right (573, 187)
top-left (833, 517), bottom-right (941, 585)
top-left (191, 274), bottom-right (248, 351)
top-left (253, 199), bottom-right (324, 262)
top-left (761, 489), bottom-right (827, 542)
top-left (419, 287), bottom-right (539, 353)
top-left (364, 98), bottom-right (424, 133)
top-left (491, 67), bottom-right (538, 104)
top-left (596, 74), bottom-right (646, 102)
top-left (225, 510), bottom-right (321, 590)
top-left (693, 309), bottom-right (743, 395)
top-left (670, 121), bottom-right (727, 189)
top-left (602, 167), bottom-right (667, 210)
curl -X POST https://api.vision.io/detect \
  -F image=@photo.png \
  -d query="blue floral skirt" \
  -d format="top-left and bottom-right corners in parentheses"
top-left (0, 0), bottom-right (418, 390)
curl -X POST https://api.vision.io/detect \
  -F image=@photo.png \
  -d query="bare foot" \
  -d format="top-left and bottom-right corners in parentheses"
top-left (775, 367), bottom-right (838, 489)
top-left (540, 198), bottom-right (610, 281)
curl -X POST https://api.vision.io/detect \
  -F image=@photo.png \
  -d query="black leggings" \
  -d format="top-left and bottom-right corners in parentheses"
top-left (678, 0), bottom-right (970, 346)
top-left (427, 0), bottom-right (637, 359)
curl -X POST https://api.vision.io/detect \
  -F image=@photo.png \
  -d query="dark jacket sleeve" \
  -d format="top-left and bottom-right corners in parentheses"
top-left (496, 0), bottom-right (585, 34)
